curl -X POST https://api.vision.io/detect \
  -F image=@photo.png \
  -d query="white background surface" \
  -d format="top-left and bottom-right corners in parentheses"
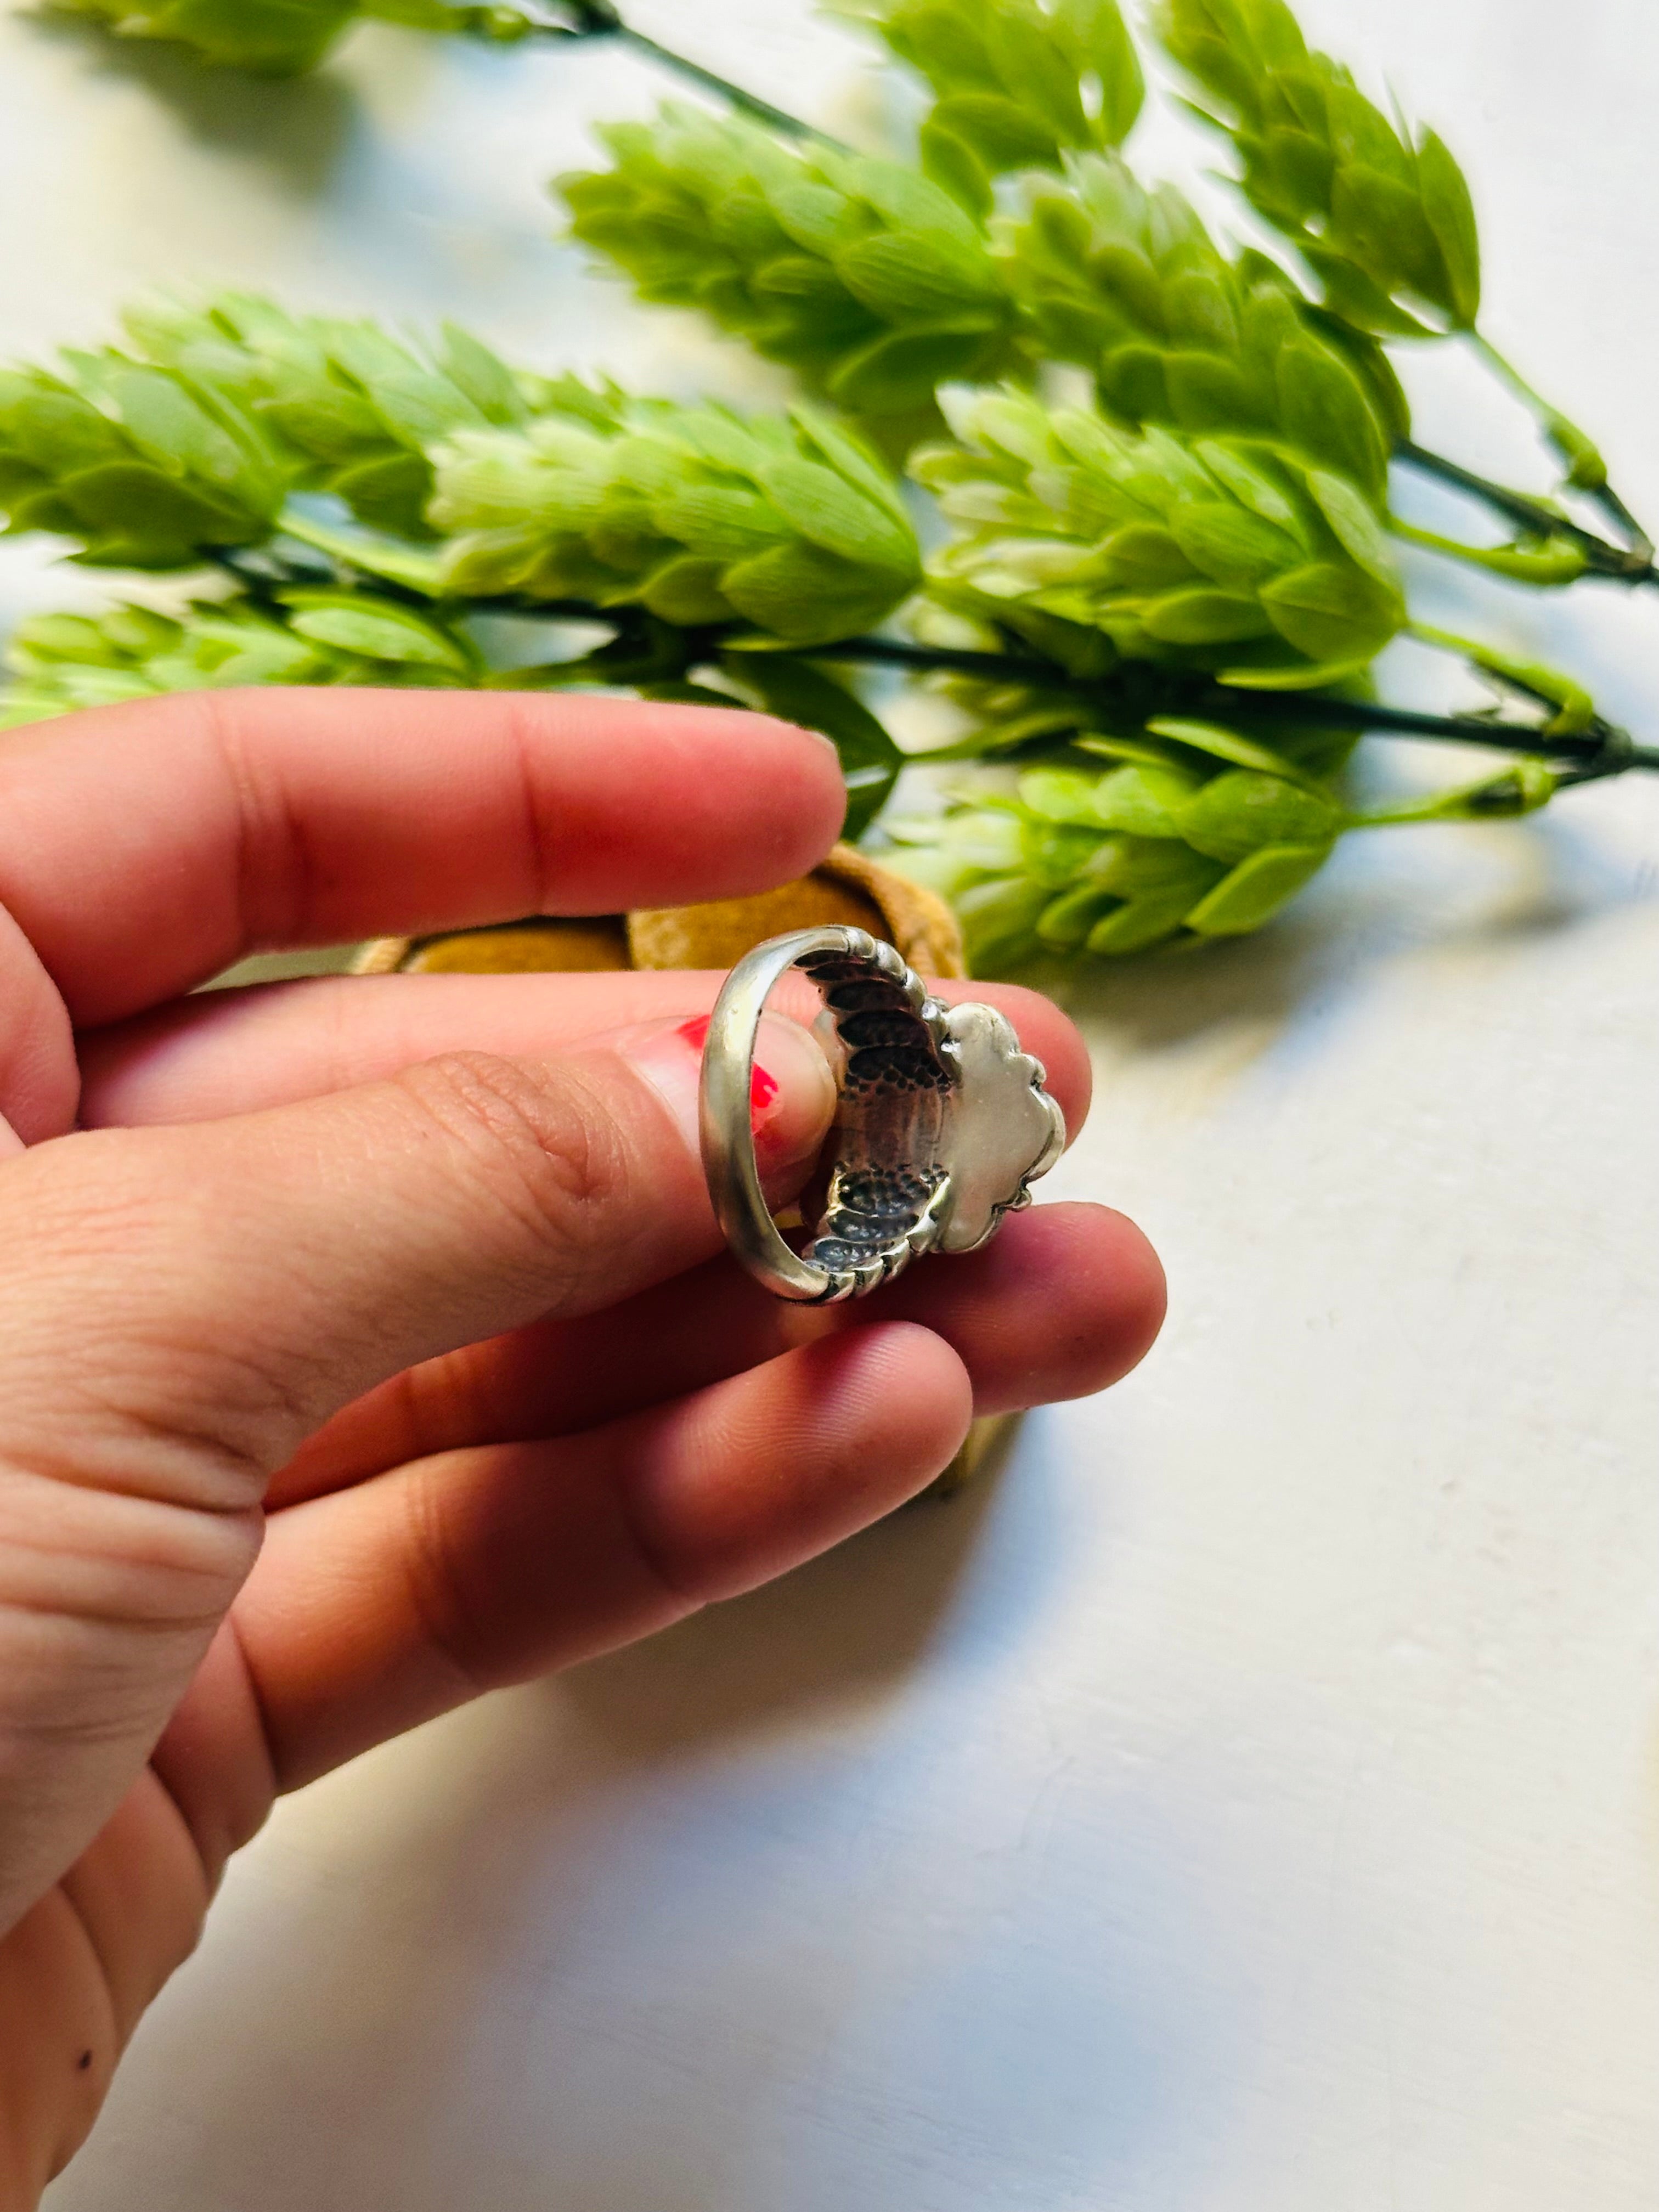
top-left (3, 1), bottom-right (1656, 2204)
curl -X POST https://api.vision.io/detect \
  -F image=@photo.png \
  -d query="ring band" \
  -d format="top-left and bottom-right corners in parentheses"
top-left (699, 927), bottom-right (1066, 1303)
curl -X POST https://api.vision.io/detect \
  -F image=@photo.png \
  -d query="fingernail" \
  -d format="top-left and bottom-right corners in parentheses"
top-left (757, 714), bottom-right (841, 764)
top-left (614, 1010), bottom-right (836, 1189)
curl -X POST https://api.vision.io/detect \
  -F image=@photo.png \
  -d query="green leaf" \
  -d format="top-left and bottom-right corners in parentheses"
top-left (282, 592), bottom-right (472, 670)
top-left (929, 93), bottom-right (1062, 170)
top-left (1303, 466), bottom-right (1394, 582)
top-left (1178, 770), bottom-right (1341, 863)
top-left (59, 462), bottom-right (253, 556)
top-left (1096, 523), bottom-right (1199, 590)
top-left (639, 555), bottom-right (735, 625)
top-left (1216, 655), bottom-right (1373, 690)
top-left (438, 323), bottom-right (529, 424)
top-left (1167, 498), bottom-right (1303, 586)
top-left (1258, 557), bottom-right (1403, 662)
top-left (651, 483), bottom-right (786, 559)
top-left (987, 11), bottom-right (1091, 144)
top-left (833, 232), bottom-right (1005, 326)
top-left (1088, 762), bottom-right (1203, 836)
top-left (1022, 815), bottom-right (1105, 886)
top-left (720, 539), bottom-right (899, 641)
top-left (1300, 243), bottom-right (1438, 338)
top-left (1183, 840), bottom-right (1331, 933)
top-left (329, 452), bottom-right (434, 536)
top-left (1037, 881), bottom-right (1120, 949)
top-left (755, 455), bottom-right (918, 575)
top-left (1274, 337), bottom-right (1386, 494)
top-left (790, 404), bottom-right (915, 533)
top-left (1019, 765), bottom-right (1105, 823)
top-left (1143, 587), bottom-right (1274, 643)
top-left (723, 651), bottom-right (902, 838)
top-left (1144, 716), bottom-right (1311, 778)
top-left (1084, 884), bottom-right (1200, 953)
top-left (1415, 129), bottom-right (1481, 326)
top-left (103, 364), bottom-right (264, 490)
top-left (1193, 439), bottom-right (1305, 534)
top-left (12, 612), bottom-right (129, 665)
top-left (1063, 0), bottom-right (1146, 143)
top-left (955, 872), bottom-right (1053, 969)
top-left (918, 116), bottom-right (995, 218)
top-left (1164, 351), bottom-right (1265, 434)
top-left (276, 506), bottom-right (447, 592)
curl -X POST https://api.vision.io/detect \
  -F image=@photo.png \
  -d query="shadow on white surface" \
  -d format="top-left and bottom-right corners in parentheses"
top-left (49, 1410), bottom-right (1234, 2212)
top-left (19, 10), bottom-right (358, 195)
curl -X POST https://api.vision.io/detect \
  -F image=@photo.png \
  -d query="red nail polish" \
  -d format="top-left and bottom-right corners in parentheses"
top-left (678, 1014), bottom-right (777, 1122)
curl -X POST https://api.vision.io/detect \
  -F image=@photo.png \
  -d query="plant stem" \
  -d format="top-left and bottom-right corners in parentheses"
top-left (1468, 332), bottom-right (1654, 568)
top-left (224, 538), bottom-right (1659, 780)
top-left (1393, 439), bottom-right (1655, 583)
top-left (790, 636), bottom-right (1658, 776)
top-left (527, 4), bottom-right (851, 152)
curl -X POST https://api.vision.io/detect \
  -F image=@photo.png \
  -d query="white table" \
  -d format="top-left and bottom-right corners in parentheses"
top-left (6, 2), bottom-right (1656, 2203)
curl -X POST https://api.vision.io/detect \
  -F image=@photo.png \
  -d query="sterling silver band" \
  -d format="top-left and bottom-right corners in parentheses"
top-left (699, 926), bottom-right (1066, 1304)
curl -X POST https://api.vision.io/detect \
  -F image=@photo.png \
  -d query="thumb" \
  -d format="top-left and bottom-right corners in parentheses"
top-left (0, 1012), bottom-right (833, 1933)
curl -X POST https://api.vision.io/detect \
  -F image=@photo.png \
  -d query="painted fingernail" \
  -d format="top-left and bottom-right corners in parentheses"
top-left (616, 1011), bottom-right (836, 1186)
top-left (674, 1017), bottom-right (779, 1122)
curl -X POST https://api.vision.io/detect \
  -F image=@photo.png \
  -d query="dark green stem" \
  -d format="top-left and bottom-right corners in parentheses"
top-left (1394, 439), bottom-right (1656, 584)
top-left (801, 634), bottom-right (1654, 771)
top-left (1464, 334), bottom-right (1655, 572)
top-left (528, 3), bottom-right (851, 152)
top-left (227, 542), bottom-right (1658, 780)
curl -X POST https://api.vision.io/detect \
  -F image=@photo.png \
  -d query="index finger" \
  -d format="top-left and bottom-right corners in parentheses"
top-left (0, 687), bottom-right (845, 1027)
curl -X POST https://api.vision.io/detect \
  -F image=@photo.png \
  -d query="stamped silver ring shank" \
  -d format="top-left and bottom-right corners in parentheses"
top-left (699, 926), bottom-right (1066, 1305)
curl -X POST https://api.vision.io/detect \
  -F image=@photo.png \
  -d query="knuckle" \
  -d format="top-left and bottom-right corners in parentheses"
top-left (395, 1052), bottom-right (632, 1274)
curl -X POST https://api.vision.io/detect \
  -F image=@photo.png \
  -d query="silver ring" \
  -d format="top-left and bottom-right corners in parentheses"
top-left (698, 927), bottom-right (1066, 1304)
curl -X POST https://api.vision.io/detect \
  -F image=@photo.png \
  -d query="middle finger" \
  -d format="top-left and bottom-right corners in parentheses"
top-left (269, 1200), bottom-right (1165, 1509)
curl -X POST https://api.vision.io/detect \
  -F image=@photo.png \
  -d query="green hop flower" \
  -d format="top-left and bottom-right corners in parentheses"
top-left (122, 294), bottom-right (548, 538)
top-left (0, 349), bottom-right (289, 569)
top-left (891, 725), bottom-right (1352, 966)
top-left (41, 0), bottom-right (534, 77)
top-left (1, 591), bottom-right (481, 728)
top-left (1000, 154), bottom-right (1407, 496)
top-left (913, 385), bottom-right (1406, 674)
top-left (430, 390), bottom-right (922, 645)
top-left (836, 0), bottom-right (1143, 215)
top-left (1155, 0), bottom-right (1481, 336)
top-left (560, 105), bottom-right (1024, 417)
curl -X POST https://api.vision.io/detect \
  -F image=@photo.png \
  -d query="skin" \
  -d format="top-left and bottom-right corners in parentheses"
top-left (0, 687), bottom-right (1165, 2207)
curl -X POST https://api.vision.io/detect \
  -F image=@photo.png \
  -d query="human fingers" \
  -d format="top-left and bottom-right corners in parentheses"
top-left (187, 1324), bottom-right (974, 1794)
top-left (0, 689), bottom-right (844, 1137)
top-left (272, 1201), bottom-right (1164, 1507)
top-left (80, 970), bottom-right (1092, 1143)
top-left (0, 1011), bottom-right (832, 1935)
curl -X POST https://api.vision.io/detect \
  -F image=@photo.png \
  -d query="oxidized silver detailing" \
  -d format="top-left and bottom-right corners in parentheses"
top-left (699, 926), bottom-right (1066, 1303)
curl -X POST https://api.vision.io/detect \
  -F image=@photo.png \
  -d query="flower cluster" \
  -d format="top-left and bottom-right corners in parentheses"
top-left (0, 594), bottom-right (480, 727)
top-left (837, 0), bottom-right (1143, 212)
top-left (561, 107), bottom-right (1023, 417)
top-left (1000, 156), bottom-right (1403, 498)
top-left (123, 295), bottom-right (548, 538)
top-left (1155, 0), bottom-right (1480, 336)
top-left (0, 351), bottom-right (287, 569)
top-left (3, 0), bottom-right (1638, 968)
top-left (914, 386), bottom-right (1405, 672)
top-left (431, 391), bottom-right (922, 643)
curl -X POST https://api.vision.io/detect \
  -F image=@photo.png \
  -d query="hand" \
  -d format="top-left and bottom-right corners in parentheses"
top-left (0, 687), bottom-right (1164, 2205)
